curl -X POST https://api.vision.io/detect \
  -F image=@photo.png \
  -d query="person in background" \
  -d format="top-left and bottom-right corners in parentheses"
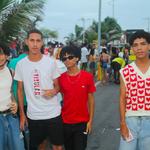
top-left (111, 54), bottom-right (125, 84)
top-left (59, 45), bottom-right (96, 150)
top-left (123, 46), bottom-right (130, 65)
top-left (8, 44), bottom-right (28, 108)
top-left (89, 43), bottom-right (99, 77)
top-left (9, 38), bottom-right (18, 58)
top-left (110, 46), bottom-right (118, 61)
top-left (80, 43), bottom-right (89, 70)
top-left (99, 48), bottom-right (110, 85)
top-left (119, 31), bottom-right (150, 150)
top-left (8, 44), bottom-right (29, 150)
top-left (118, 48), bottom-right (124, 59)
top-left (0, 43), bottom-right (25, 150)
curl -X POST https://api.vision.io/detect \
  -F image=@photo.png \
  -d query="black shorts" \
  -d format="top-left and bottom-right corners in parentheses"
top-left (81, 62), bottom-right (88, 69)
top-left (89, 62), bottom-right (96, 69)
top-left (111, 61), bottom-right (121, 71)
top-left (28, 115), bottom-right (64, 149)
top-left (63, 122), bottom-right (87, 150)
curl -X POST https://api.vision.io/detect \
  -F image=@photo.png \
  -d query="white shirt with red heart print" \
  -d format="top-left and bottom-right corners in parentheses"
top-left (120, 62), bottom-right (150, 117)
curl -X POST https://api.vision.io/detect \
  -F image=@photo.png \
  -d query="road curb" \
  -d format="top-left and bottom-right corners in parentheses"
top-left (95, 81), bottom-right (101, 87)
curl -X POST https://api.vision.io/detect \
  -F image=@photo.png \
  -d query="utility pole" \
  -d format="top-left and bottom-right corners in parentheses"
top-left (112, 0), bottom-right (115, 18)
top-left (98, 0), bottom-right (102, 53)
top-left (80, 18), bottom-right (91, 43)
top-left (81, 18), bottom-right (85, 43)
top-left (146, 17), bottom-right (150, 32)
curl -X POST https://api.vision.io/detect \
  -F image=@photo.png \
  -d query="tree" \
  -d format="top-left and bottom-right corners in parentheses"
top-left (74, 24), bottom-right (83, 40)
top-left (40, 28), bottom-right (58, 43)
top-left (84, 17), bottom-right (122, 44)
top-left (64, 33), bottom-right (79, 46)
top-left (101, 17), bottom-right (122, 43)
top-left (0, 0), bottom-right (45, 45)
top-left (85, 29), bottom-right (98, 44)
top-left (90, 20), bottom-right (98, 33)
top-left (68, 17), bottom-right (122, 46)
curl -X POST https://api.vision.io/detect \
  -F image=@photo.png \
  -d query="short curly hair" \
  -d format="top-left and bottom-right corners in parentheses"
top-left (60, 44), bottom-right (81, 62)
top-left (129, 31), bottom-right (150, 46)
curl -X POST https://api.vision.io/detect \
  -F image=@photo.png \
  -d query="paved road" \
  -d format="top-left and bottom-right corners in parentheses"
top-left (86, 83), bottom-right (121, 150)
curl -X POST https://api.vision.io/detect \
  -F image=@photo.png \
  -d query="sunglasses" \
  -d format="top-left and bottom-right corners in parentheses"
top-left (62, 55), bottom-right (75, 62)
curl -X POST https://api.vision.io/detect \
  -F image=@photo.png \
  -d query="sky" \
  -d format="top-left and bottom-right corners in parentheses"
top-left (38, 0), bottom-right (150, 42)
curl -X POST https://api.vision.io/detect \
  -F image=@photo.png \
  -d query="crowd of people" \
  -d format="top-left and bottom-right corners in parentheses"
top-left (0, 29), bottom-right (150, 150)
top-left (80, 41), bottom-right (131, 85)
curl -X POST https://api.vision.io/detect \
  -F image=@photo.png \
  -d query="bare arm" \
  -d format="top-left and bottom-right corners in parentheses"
top-left (108, 55), bottom-right (111, 64)
top-left (120, 75), bottom-right (129, 139)
top-left (86, 93), bottom-right (95, 133)
top-left (42, 78), bottom-right (60, 98)
top-left (18, 81), bottom-right (26, 130)
top-left (120, 75), bottom-right (126, 122)
top-left (10, 71), bottom-right (17, 114)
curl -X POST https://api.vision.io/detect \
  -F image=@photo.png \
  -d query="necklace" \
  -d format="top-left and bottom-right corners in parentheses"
top-left (67, 71), bottom-right (81, 84)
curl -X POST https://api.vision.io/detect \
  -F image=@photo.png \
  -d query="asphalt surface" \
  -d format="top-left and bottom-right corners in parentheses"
top-left (86, 82), bottom-right (120, 150)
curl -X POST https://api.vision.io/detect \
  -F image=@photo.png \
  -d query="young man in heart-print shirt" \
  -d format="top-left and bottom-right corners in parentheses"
top-left (119, 31), bottom-right (150, 150)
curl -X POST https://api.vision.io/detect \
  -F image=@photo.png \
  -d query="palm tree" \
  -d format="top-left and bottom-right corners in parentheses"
top-left (40, 28), bottom-right (58, 43)
top-left (74, 24), bottom-right (83, 40)
top-left (86, 17), bottom-right (122, 44)
top-left (0, 0), bottom-right (45, 45)
top-left (101, 17), bottom-right (122, 43)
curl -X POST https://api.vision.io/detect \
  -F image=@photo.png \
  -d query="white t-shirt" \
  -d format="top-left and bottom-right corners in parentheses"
top-left (81, 47), bottom-right (89, 63)
top-left (0, 66), bottom-right (12, 111)
top-left (55, 59), bottom-right (67, 74)
top-left (14, 55), bottom-right (61, 120)
top-left (54, 59), bottom-right (67, 103)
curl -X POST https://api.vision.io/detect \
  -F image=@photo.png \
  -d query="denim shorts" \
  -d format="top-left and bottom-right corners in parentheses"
top-left (0, 114), bottom-right (25, 150)
top-left (119, 116), bottom-right (150, 150)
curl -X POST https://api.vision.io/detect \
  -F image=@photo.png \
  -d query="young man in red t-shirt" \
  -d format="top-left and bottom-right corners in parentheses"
top-left (59, 45), bottom-right (96, 150)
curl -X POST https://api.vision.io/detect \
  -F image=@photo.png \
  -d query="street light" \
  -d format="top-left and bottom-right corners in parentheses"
top-left (145, 17), bottom-right (150, 32)
top-left (108, 0), bottom-right (115, 18)
top-left (112, 0), bottom-right (115, 18)
top-left (98, 0), bottom-right (102, 53)
top-left (81, 18), bottom-right (85, 43)
top-left (80, 18), bottom-right (91, 43)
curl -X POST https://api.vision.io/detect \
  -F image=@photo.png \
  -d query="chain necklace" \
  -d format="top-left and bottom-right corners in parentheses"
top-left (66, 71), bottom-right (81, 84)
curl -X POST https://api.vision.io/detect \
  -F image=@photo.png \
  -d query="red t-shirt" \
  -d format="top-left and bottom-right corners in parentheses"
top-left (59, 70), bottom-right (96, 124)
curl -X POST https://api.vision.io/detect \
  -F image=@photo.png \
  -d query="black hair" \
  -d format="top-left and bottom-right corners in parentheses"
top-left (0, 43), bottom-right (10, 56)
top-left (129, 31), bottom-right (150, 46)
top-left (60, 45), bottom-right (81, 61)
top-left (22, 44), bottom-right (29, 52)
top-left (27, 29), bottom-right (43, 39)
top-left (48, 42), bottom-right (55, 48)
top-left (102, 48), bottom-right (107, 54)
top-left (82, 43), bottom-right (87, 47)
top-left (124, 45), bottom-right (130, 50)
top-left (90, 48), bottom-right (95, 56)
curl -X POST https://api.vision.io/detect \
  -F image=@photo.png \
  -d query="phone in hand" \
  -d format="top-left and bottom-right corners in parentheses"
top-left (125, 129), bottom-right (134, 142)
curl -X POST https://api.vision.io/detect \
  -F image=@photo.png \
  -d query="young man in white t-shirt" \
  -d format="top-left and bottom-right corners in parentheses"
top-left (14, 29), bottom-right (64, 150)
top-left (0, 44), bottom-right (24, 150)
top-left (119, 31), bottom-right (150, 150)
